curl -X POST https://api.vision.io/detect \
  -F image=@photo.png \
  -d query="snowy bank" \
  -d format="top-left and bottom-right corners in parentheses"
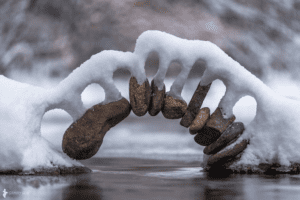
top-left (1, 30), bottom-right (300, 173)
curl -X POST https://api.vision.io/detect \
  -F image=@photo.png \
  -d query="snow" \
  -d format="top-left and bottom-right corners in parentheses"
top-left (1, 29), bottom-right (300, 171)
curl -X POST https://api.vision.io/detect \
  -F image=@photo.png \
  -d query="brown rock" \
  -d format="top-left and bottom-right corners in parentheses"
top-left (206, 107), bottom-right (236, 134)
top-left (189, 107), bottom-right (210, 135)
top-left (129, 76), bottom-right (151, 116)
top-left (207, 139), bottom-right (248, 166)
top-left (180, 82), bottom-right (211, 127)
top-left (194, 126), bottom-right (222, 146)
top-left (148, 79), bottom-right (165, 116)
top-left (62, 97), bottom-right (131, 160)
top-left (204, 122), bottom-right (245, 155)
top-left (194, 107), bottom-right (236, 146)
top-left (161, 94), bottom-right (187, 119)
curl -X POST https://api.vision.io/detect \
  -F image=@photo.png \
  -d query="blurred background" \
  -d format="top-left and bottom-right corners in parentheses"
top-left (2, 0), bottom-right (300, 161)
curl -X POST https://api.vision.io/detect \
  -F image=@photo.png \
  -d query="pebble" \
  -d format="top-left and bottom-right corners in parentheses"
top-left (206, 107), bottom-right (236, 134)
top-left (194, 107), bottom-right (236, 146)
top-left (194, 126), bottom-right (222, 146)
top-left (129, 76), bottom-right (151, 116)
top-left (148, 79), bottom-right (165, 116)
top-left (161, 94), bottom-right (187, 119)
top-left (180, 82), bottom-right (211, 127)
top-left (204, 122), bottom-right (245, 155)
top-left (189, 107), bottom-right (210, 135)
top-left (207, 139), bottom-right (248, 166)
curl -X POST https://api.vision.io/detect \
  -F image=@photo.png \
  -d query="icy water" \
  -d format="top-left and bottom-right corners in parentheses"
top-left (2, 157), bottom-right (300, 200)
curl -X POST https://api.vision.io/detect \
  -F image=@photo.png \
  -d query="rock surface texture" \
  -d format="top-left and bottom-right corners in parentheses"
top-left (148, 79), bottom-right (166, 116)
top-left (129, 77), bottom-right (151, 117)
top-left (180, 82), bottom-right (211, 127)
top-left (207, 139), bottom-right (248, 166)
top-left (62, 97), bottom-right (131, 160)
top-left (194, 107), bottom-right (236, 146)
top-left (161, 94), bottom-right (187, 119)
top-left (204, 122), bottom-right (245, 155)
top-left (189, 107), bottom-right (210, 135)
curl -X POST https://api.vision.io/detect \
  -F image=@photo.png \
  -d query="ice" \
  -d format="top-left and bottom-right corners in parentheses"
top-left (1, 30), bottom-right (300, 171)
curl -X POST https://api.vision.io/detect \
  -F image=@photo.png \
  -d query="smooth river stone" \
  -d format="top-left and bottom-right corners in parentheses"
top-left (203, 122), bottom-right (245, 155)
top-left (206, 107), bottom-right (236, 134)
top-left (207, 139), bottom-right (248, 166)
top-left (189, 107), bottom-right (210, 135)
top-left (180, 82), bottom-right (211, 127)
top-left (62, 97), bottom-right (131, 160)
top-left (161, 94), bottom-right (187, 119)
top-left (194, 107), bottom-right (235, 146)
top-left (129, 76), bottom-right (151, 117)
top-left (148, 79), bottom-right (165, 116)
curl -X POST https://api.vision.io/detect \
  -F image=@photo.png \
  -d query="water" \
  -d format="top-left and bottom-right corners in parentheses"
top-left (1, 157), bottom-right (300, 200)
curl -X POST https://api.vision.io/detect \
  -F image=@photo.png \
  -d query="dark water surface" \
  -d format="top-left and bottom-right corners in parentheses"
top-left (1, 157), bottom-right (300, 200)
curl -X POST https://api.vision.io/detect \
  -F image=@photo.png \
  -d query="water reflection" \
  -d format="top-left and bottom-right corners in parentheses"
top-left (62, 174), bottom-right (103, 200)
top-left (0, 175), bottom-right (71, 200)
top-left (1, 158), bottom-right (300, 200)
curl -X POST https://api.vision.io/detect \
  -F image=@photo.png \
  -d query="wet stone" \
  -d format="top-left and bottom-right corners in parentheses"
top-left (189, 107), bottom-right (210, 135)
top-left (207, 139), bottom-right (248, 166)
top-left (148, 79), bottom-right (165, 116)
top-left (129, 76), bottom-right (151, 117)
top-left (180, 82), bottom-right (211, 127)
top-left (161, 94), bottom-right (187, 119)
top-left (204, 122), bottom-right (245, 155)
top-left (62, 97), bottom-right (131, 160)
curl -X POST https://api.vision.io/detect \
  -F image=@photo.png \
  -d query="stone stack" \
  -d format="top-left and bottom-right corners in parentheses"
top-left (177, 80), bottom-right (248, 170)
top-left (62, 76), bottom-right (248, 173)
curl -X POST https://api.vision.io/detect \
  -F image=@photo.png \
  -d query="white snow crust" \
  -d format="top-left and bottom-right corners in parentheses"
top-left (1, 30), bottom-right (300, 171)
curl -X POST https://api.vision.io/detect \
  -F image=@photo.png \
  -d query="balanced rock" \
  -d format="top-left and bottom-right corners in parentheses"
top-left (161, 94), bottom-right (187, 119)
top-left (148, 79), bottom-right (165, 116)
top-left (62, 97), bottom-right (131, 160)
top-left (189, 107), bottom-right (210, 135)
top-left (207, 139), bottom-right (248, 166)
top-left (194, 107), bottom-right (236, 146)
top-left (206, 107), bottom-right (236, 134)
top-left (204, 122), bottom-right (245, 155)
top-left (194, 126), bottom-right (222, 146)
top-left (180, 82), bottom-right (211, 127)
top-left (129, 76), bottom-right (151, 116)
